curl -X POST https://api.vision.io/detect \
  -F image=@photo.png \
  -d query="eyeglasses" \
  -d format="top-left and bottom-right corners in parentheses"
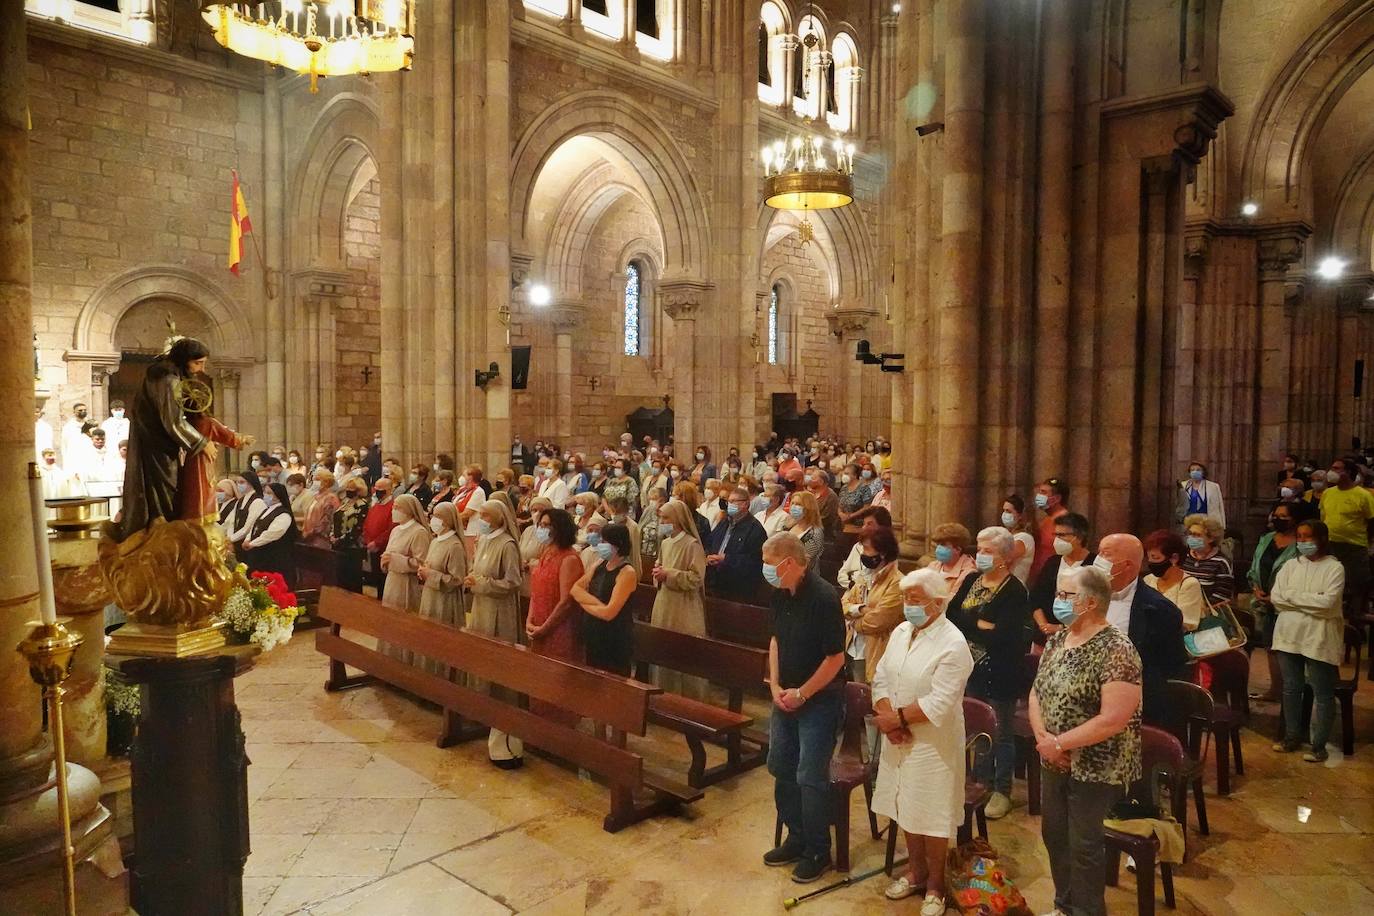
top-left (1054, 590), bottom-right (1080, 601)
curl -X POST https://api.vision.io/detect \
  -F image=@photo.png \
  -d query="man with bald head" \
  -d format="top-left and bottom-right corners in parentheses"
top-left (1094, 533), bottom-right (1188, 723)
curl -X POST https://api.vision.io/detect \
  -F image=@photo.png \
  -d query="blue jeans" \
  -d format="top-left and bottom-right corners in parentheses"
top-left (768, 688), bottom-right (842, 860)
top-left (1278, 651), bottom-right (1338, 752)
top-left (974, 698), bottom-right (1017, 796)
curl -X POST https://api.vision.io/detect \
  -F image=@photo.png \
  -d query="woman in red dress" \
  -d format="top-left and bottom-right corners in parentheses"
top-left (524, 507), bottom-right (585, 725)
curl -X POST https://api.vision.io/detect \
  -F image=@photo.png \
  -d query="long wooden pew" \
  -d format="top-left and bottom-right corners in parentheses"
top-left (315, 587), bottom-right (702, 832)
top-left (632, 622), bottom-right (770, 787)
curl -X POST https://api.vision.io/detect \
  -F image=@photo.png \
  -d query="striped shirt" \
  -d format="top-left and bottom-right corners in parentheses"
top-left (1180, 551), bottom-right (1233, 606)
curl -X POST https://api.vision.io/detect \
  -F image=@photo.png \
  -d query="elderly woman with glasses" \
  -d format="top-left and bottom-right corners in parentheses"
top-left (870, 567), bottom-right (974, 914)
top-left (1030, 566), bottom-right (1142, 916)
top-left (945, 526), bottom-right (1031, 821)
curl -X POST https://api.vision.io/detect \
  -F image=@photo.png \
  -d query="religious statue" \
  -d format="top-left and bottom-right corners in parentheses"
top-left (99, 331), bottom-right (256, 633)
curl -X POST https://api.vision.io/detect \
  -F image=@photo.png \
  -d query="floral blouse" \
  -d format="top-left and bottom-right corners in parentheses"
top-left (332, 497), bottom-right (370, 549)
top-left (1033, 626), bottom-right (1142, 787)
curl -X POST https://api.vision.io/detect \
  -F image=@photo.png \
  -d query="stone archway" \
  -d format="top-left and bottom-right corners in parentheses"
top-left (68, 265), bottom-right (255, 429)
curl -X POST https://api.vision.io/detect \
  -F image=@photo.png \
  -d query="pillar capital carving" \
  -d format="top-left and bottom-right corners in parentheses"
top-left (291, 267), bottom-right (351, 302)
top-left (549, 300), bottom-right (586, 333)
top-left (216, 368), bottom-right (242, 387)
top-left (510, 251), bottom-right (534, 289)
top-left (658, 278), bottom-right (714, 320)
top-left (1337, 273), bottom-right (1374, 315)
top-left (826, 305), bottom-right (879, 338)
top-left (1256, 225), bottom-right (1309, 279)
top-left (1101, 83), bottom-right (1234, 167)
top-left (1184, 225), bottom-right (1212, 280)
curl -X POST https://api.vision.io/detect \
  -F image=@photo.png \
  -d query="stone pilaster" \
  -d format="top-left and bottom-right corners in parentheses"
top-left (550, 301), bottom-right (586, 445)
top-left (827, 305), bottom-right (878, 443)
top-left (659, 278), bottom-right (714, 450)
top-left (1255, 224), bottom-right (1307, 494)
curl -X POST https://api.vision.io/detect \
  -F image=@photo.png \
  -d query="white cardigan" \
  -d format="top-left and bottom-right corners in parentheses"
top-left (1271, 555), bottom-right (1345, 666)
top-left (1180, 478), bottom-right (1227, 529)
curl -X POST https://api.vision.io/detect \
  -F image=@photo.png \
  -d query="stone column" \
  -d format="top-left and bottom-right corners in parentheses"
top-left (1254, 226), bottom-right (1306, 495)
top-left (0, 5), bottom-right (123, 910)
top-left (1031, 0), bottom-right (1074, 481)
top-left (828, 306), bottom-right (878, 443)
top-left (217, 369), bottom-right (242, 474)
top-left (549, 302), bottom-right (584, 446)
top-left (263, 76), bottom-right (285, 448)
top-left (1174, 229), bottom-right (1209, 469)
top-left (660, 279), bottom-right (714, 451)
top-left (930, 0), bottom-right (986, 528)
top-left (1336, 274), bottom-right (1374, 446)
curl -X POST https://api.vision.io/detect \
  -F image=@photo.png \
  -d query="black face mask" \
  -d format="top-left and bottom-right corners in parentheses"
top-left (859, 553), bottom-right (883, 570)
top-left (1146, 559), bottom-right (1170, 577)
top-left (1272, 517), bottom-right (1292, 533)
top-left (718, 497), bottom-right (728, 511)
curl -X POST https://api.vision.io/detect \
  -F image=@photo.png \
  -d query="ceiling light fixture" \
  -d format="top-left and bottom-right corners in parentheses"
top-left (1240, 201), bottom-right (1259, 217)
top-left (1317, 256), bottom-right (1347, 281)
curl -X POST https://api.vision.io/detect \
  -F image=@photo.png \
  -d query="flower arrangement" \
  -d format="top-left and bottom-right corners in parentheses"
top-left (216, 565), bottom-right (301, 652)
top-left (105, 677), bottom-right (141, 717)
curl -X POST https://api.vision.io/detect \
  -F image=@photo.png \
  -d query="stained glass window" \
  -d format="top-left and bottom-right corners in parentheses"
top-left (768, 284), bottom-right (781, 365)
top-left (624, 261), bottom-right (642, 356)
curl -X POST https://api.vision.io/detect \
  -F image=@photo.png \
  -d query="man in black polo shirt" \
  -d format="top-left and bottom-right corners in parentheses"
top-left (761, 531), bottom-right (847, 883)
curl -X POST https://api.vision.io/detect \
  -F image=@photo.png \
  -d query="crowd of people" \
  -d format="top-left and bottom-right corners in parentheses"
top-left (35, 401), bottom-right (129, 507)
top-left (85, 410), bottom-right (1374, 914)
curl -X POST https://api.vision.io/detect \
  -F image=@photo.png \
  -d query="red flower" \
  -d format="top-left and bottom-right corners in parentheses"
top-left (250, 571), bottom-right (298, 610)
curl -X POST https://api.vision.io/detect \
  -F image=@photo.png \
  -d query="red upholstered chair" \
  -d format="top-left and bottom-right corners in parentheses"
top-left (1012, 652), bottom-right (1043, 814)
top-left (1203, 649), bottom-right (1249, 794)
top-left (883, 696), bottom-right (996, 875)
top-left (1160, 680), bottom-right (1211, 840)
top-left (1104, 724), bottom-right (1185, 916)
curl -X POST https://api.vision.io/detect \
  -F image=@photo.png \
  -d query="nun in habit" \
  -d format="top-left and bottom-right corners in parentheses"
top-left (379, 494), bottom-right (432, 665)
top-left (417, 501), bottom-right (469, 678)
top-left (463, 498), bottom-right (525, 768)
top-left (650, 499), bottom-right (710, 699)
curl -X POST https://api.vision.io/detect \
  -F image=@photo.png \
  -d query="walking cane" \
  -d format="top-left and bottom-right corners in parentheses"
top-left (781, 855), bottom-right (908, 909)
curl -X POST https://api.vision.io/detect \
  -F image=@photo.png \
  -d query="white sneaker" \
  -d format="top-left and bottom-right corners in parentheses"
top-left (920, 893), bottom-right (947, 916)
top-left (884, 875), bottom-right (921, 900)
top-left (985, 791), bottom-right (1012, 820)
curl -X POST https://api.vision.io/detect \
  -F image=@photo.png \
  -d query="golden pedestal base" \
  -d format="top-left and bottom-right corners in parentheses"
top-left (105, 620), bottom-right (229, 658)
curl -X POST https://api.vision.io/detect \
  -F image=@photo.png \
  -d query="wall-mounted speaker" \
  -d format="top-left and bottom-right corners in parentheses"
top-left (511, 346), bottom-right (532, 391)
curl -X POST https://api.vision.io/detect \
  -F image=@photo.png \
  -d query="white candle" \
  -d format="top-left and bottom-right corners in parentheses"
top-left (28, 463), bottom-right (57, 626)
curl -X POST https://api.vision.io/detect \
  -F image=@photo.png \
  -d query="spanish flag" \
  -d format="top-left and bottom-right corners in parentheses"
top-left (229, 169), bottom-right (252, 275)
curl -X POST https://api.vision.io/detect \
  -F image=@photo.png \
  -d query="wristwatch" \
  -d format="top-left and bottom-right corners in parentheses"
top-left (1053, 735), bottom-right (1064, 753)
top-left (790, 688), bottom-right (807, 705)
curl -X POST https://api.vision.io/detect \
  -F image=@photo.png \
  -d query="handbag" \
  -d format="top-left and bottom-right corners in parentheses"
top-left (947, 838), bottom-right (1033, 916)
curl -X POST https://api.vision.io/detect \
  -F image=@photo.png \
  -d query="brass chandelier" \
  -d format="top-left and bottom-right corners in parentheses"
top-left (201, 1), bottom-right (415, 93)
top-left (762, 131), bottom-right (855, 244)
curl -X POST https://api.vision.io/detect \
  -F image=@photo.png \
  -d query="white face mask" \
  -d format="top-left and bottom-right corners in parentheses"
top-left (112, 409), bottom-right (124, 418)
top-left (430, 517), bottom-right (445, 535)
top-left (457, 474), bottom-right (469, 487)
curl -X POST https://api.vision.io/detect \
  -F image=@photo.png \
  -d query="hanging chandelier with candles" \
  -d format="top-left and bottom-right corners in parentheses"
top-left (761, 131), bottom-right (856, 244)
top-left (201, 1), bottom-right (415, 93)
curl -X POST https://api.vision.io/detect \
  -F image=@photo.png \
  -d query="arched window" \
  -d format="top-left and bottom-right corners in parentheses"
top-left (758, 1), bottom-right (789, 106)
top-left (624, 261), bottom-right (643, 357)
top-left (827, 33), bottom-right (862, 133)
top-left (791, 16), bottom-right (826, 119)
top-left (768, 283), bottom-right (782, 365)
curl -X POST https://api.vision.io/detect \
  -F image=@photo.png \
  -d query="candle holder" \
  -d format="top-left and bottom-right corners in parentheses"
top-left (17, 619), bottom-right (84, 916)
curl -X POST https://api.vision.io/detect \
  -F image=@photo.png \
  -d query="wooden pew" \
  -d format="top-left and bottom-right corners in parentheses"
top-left (631, 622), bottom-right (770, 788)
top-left (315, 587), bottom-right (702, 832)
top-left (703, 595), bottom-right (772, 651)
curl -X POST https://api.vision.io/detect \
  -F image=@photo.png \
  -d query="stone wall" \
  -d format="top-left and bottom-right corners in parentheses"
top-left (334, 177), bottom-right (382, 447)
top-left (756, 232), bottom-right (838, 443)
top-left (25, 27), bottom-right (265, 447)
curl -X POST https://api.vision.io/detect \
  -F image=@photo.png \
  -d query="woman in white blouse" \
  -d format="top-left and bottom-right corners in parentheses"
top-left (1271, 519), bottom-right (1346, 763)
top-left (1000, 495), bottom-right (1037, 586)
top-left (870, 568), bottom-right (975, 915)
top-left (535, 458), bottom-right (571, 510)
top-left (1142, 529), bottom-right (1206, 631)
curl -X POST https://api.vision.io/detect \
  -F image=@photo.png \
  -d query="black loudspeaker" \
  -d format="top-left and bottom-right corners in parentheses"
top-left (511, 346), bottom-right (532, 390)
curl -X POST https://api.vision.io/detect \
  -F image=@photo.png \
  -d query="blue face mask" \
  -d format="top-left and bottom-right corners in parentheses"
top-left (1000, 511), bottom-right (1016, 527)
top-left (763, 562), bottom-right (784, 588)
top-left (534, 526), bottom-right (551, 544)
top-left (903, 603), bottom-right (929, 628)
top-left (477, 520), bottom-right (493, 536)
top-left (789, 504), bottom-right (804, 519)
top-left (975, 552), bottom-right (995, 572)
top-left (1185, 535), bottom-right (1206, 551)
top-left (1296, 540), bottom-right (1318, 557)
top-left (659, 523), bottom-right (674, 538)
top-left (586, 532), bottom-right (602, 548)
top-left (594, 542), bottom-right (614, 561)
top-left (934, 544), bottom-right (954, 564)
top-left (726, 503), bottom-right (741, 517)
top-left (1052, 597), bottom-right (1078, 626)
top-left (1034, 493), bottom-right (1049, 509)
top-left (1189, 469), bottom-right (1204, 481)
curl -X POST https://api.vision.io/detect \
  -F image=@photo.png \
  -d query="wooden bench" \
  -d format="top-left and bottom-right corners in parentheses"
top-left (632, 621), bottom-right (770, 788)
top-left (315, 587), bottom-right (702, 832)
top-left (703, 595), bottom-right (772, 650)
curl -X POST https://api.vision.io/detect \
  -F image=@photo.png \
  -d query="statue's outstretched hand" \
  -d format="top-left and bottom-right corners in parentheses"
top-left (240, 434), bottom-right (257, 449)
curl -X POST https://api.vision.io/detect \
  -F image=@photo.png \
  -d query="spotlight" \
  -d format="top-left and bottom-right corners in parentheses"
top-left (528, 284), bottom-right (552, 307)
top-left (1240, 201), bottom-right (1259, 218)
top-left (1318, 257), bottom-right (1347, 281)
